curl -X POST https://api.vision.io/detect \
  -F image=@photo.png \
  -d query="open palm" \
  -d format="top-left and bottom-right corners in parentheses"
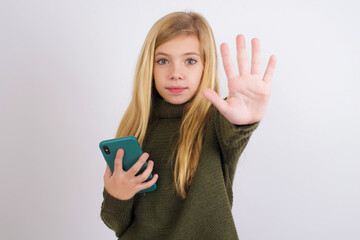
top-left (202, 34), bottom-right (277, 125)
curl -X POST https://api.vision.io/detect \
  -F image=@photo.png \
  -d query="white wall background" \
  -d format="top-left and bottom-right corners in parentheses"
top-left (1, 0), bottom-right (359, 239)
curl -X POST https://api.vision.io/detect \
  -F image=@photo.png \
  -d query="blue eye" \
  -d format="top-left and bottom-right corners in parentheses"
top-left (156, 59), bottom-right (168, 65)
top-left (186, 58), bottom-right (197, 64)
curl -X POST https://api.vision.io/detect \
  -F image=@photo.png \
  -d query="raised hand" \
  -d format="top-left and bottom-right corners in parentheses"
top-left (202, 34), bottom-right (276, 125)
top-left (104, 149), bottom-right (158, 200)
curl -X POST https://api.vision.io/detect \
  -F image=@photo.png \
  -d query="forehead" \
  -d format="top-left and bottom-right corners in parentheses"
top-left (154, 35), bottom-right (201, 56)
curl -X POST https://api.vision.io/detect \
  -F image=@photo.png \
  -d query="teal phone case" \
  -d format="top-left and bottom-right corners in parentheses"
top-left (99, 136), bottom-right (157, 194)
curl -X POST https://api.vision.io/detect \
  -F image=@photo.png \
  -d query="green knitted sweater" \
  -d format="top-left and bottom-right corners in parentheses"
top-left (101, 97), bottom-right (259, 239)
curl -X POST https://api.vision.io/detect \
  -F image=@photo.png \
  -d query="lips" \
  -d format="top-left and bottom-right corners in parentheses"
top-left (167, 87), bottom-right (187, 93)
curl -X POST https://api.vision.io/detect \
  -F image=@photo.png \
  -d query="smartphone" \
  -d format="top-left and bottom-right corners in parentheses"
top-left (99, 136), bottom-right (157, 194)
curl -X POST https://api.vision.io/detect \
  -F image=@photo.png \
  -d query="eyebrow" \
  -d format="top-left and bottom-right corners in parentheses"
top-left (154, 52), bottom-right (201, 57)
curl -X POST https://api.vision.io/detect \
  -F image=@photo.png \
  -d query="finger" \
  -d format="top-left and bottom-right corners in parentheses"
top-left (113, 148), bottom-right (124, 174)
top-left (236, 34), bottom-right (249, 76)
top-left (128, 152), bottom-right (149, 176)
top-left (202, 88), bottom-right (229, 116)
top-left (220, 43), bottom-right (237, 80)
top-left (138, 174), bottom-right (158, 191)
top-left (263, 55), bottom-right (277, 84)
top-left (136, 160), bottom-right (154, 183)
top-left (251, 38), bottom-right (261, 75)
top-left (104, 165), bottom-right (112, 183)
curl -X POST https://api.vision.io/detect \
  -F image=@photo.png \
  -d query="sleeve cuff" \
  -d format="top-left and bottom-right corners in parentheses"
top-left (102, 188), bottom-right (134, 211)
top-left (216, 108), bottom-right (260, 134)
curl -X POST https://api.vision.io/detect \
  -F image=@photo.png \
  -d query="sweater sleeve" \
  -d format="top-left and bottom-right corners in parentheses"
top-left (214, 109), bottom-right (259, 183)
top-left (100, 188), bottom-right (134, 238)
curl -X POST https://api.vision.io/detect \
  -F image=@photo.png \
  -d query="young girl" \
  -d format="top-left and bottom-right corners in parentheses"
top-left (101, 11), bottom-right (276, 239)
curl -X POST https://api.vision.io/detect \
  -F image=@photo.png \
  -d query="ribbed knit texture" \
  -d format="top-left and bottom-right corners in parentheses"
top-left (101, 97), bottom-right (259, 239)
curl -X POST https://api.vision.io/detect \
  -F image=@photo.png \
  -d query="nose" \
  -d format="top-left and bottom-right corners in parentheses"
top-left (171, 74), bottom-right (183, 80)
top-left (170, 63), bottom-right (184, 80)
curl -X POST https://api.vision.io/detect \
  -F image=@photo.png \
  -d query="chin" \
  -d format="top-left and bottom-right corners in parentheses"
top-left (165, 97), bottom-right (188, 105)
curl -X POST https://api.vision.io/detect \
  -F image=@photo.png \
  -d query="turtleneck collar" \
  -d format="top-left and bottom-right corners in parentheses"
top-left (153, 96), bottom-right (187, 119)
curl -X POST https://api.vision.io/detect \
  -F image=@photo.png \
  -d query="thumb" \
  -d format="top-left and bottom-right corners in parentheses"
top-left (201, 88), bottom-right (228, 115)
top-left (113, 148), bottom-right (124, 175)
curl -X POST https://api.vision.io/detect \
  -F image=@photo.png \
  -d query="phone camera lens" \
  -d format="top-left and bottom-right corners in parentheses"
top-left (103, 146), bottom-right (111, 154)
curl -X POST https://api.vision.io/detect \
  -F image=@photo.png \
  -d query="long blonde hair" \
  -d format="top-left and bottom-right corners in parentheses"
top-left (116, 11), bottom-right (219, 198)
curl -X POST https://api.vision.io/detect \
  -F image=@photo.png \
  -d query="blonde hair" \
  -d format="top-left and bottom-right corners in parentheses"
top-left (115, 11), bottom-right (219, 199)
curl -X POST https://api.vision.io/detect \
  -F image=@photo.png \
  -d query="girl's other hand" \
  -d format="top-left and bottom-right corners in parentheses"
top-left (103, 149), bottom-right (158, 200)
top-left (202, 34), bottom-right (277, 125)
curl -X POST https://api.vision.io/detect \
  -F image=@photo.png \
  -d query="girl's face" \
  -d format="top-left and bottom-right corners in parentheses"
top-left (153, 35), bottom-right (204, 105)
